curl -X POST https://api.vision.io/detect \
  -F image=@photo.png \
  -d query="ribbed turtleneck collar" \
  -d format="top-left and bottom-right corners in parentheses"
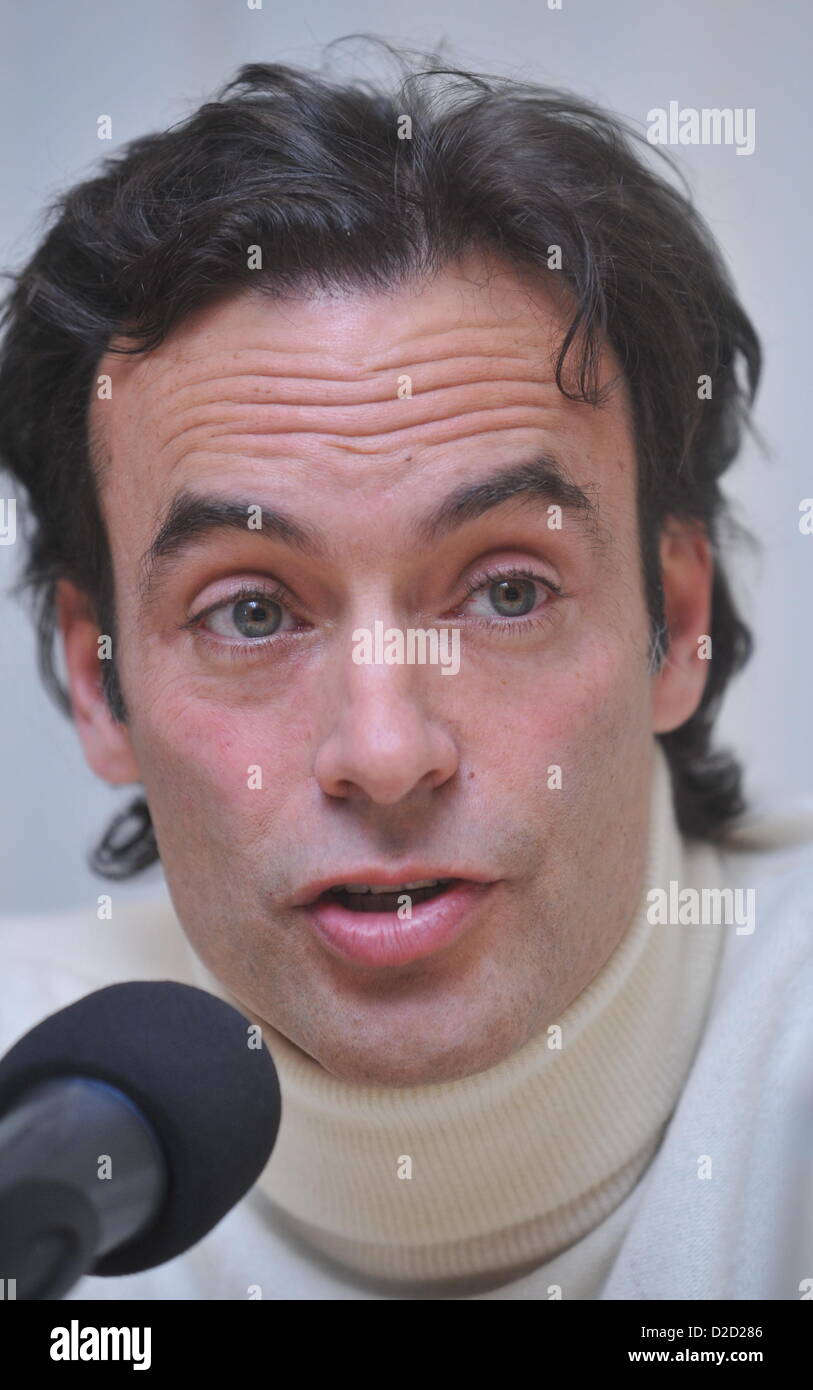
top-left (183, 743), bottom-right (727, 1290)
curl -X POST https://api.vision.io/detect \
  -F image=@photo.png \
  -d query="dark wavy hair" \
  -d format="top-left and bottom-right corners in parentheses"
top-left (0, 37), bottom-right (760, 878)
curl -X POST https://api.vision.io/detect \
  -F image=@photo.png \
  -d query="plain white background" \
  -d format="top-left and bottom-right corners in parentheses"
top-left (1, 0), bottom-right (810, 912)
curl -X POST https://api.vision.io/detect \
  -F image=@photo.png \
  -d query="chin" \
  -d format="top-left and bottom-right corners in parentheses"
top-left (311, 1011), bottom-right (521, 1087)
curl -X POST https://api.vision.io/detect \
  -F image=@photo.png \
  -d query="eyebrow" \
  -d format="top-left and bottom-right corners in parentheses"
top-left (412, 455), bottom-right (604, 548)
top-left (138, 453), bottom-right (605, 605)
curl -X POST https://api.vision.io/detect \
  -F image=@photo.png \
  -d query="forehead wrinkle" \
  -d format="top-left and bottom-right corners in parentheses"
top-left (148, 359), bottom-right (557, 440)
top-left (107, 329), bottom-right (571, 466)
top-left (112, 322), bottom-right (563, 422)
top-left (149, 389), bottom-right (570, 471)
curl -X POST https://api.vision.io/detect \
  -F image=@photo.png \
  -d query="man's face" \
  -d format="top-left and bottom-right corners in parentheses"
top-left (68, 250), bottom-right (709, 1085)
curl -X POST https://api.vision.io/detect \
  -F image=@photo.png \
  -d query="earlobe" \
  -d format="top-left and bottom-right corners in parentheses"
top-left (651, 522), bottom-right (714, 734)
top-left (56, 579), bottom-right (141, 785)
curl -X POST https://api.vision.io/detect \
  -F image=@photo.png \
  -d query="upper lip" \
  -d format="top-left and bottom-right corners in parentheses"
top-left (290, 869), bottom-right (495, 908)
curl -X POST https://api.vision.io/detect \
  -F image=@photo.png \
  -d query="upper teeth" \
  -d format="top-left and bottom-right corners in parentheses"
top-left (331, 879), bottom-right (449, 894)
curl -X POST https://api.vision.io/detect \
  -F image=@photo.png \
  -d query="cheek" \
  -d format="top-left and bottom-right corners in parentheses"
top-left (127, 692), bottom-right (304, 851)
top-left (548, 633), bottom-right (648, 737)
top-left (463, 625), bottom-right (648, 773)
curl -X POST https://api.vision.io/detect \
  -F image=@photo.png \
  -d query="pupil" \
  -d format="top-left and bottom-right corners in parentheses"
top-left (491, 578), bottom-right (535, 616)
top-left (234, 597), bottom-right (280, 638)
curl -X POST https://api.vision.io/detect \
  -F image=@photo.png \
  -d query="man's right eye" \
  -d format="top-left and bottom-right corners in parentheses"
top-left (188, 583), bottom-right (302, 646)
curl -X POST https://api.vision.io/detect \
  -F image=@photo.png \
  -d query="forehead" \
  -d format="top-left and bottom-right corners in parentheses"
top-left (89, 250), bottom-right (636, 549)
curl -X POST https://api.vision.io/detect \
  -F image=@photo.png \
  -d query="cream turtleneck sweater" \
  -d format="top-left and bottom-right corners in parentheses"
top-left (183, 742), bottom-right (730, 1294)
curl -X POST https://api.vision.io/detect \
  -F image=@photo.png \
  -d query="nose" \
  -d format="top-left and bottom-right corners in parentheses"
top-left (313, 659), bottom-right (459, 805)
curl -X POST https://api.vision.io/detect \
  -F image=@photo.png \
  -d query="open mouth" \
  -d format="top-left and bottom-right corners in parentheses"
top-left (304, 876), bottom-right (494, 966)
top-left (320, 878), bottom-right (457, 913)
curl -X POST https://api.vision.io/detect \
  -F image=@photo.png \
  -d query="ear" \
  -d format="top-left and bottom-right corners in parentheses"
top-left (56, 579), bottom-right (141, 784)
top-left (651, 520), bottom-right (714, 733)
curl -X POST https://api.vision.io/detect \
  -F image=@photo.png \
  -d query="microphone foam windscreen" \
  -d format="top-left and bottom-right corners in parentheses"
top-left (0, 980), bottom-right (282, 1274)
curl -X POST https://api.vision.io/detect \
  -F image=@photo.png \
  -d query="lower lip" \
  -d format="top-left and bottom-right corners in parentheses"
top-left (304, 880), bottom-right (495, 967)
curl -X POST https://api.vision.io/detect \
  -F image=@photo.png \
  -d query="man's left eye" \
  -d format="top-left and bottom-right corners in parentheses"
top-left (462, 573), bottom-right (552, 620)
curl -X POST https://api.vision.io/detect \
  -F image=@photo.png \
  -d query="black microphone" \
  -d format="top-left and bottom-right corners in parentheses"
top-left (0, 980), bottom-right (282, 1299)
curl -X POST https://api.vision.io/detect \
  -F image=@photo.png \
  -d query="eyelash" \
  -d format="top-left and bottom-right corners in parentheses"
top-left (456, 564), bottom-right (564, 636)
top-left (185, 566), bottom-right (565, 659)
